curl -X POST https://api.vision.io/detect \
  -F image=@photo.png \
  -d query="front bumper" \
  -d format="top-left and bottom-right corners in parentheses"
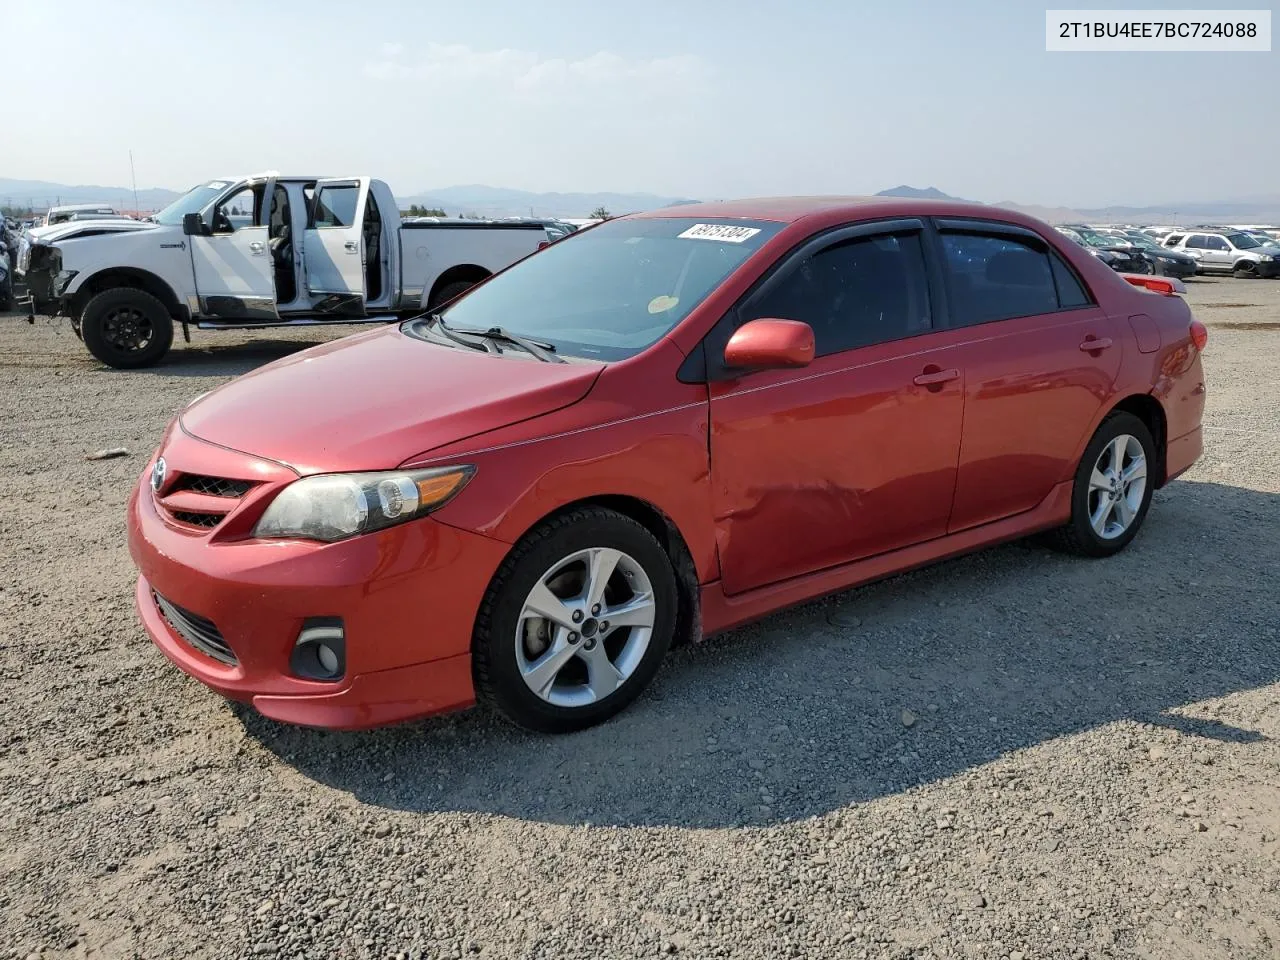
top-left (1155, 259), bottom-right (1197, 279)
top-left (127, 433), bottom-right (510, 729)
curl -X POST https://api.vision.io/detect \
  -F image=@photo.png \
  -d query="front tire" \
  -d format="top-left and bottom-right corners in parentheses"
top-left (1233, 262), bottom-right (1259, 280)
top-left (1047, 412), bottom-right (1156, 558)
top-left (472, 507), bottom-right (678, 733)
top-left (81, 288), bottom-right (174, 368)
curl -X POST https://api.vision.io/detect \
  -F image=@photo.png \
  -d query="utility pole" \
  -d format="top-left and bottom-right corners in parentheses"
top-left (129, 150), bottom-right (140, 215)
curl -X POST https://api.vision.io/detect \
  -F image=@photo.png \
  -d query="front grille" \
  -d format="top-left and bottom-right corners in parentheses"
top-left (172, 474), bottom-right (254, 498)
top-left (152, 592), bottom-right (237, 666)
top-left (171, 511), bottom-right (222, 529)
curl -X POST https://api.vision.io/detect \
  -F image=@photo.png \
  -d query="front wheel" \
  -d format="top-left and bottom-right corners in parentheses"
top-left (472, 507), bottom-right (678, 733)
top-left (1233, 262), bottom-right (1259, 279)
top-left (1047, 411), bottom-right (1156, 558)
top-left (80, 288), bottom-right (174, 368)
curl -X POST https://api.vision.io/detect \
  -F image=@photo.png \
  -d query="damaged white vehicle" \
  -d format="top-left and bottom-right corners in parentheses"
top-left (23, 174), bottom-right (552, 367)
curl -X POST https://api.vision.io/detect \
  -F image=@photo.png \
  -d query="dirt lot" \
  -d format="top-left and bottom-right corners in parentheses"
top-left (1, 278), bottom-right (1278, 960)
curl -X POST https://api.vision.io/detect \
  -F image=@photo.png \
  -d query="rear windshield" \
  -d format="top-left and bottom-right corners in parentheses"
top-left (425, 217), bottom-right (783, 361)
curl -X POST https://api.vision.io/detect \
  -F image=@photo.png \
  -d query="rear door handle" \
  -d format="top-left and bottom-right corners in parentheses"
top-left (248, 240), bottom-right (264, 254)
top-left (1079, 337), bottom-right (1113, 352)
top-left (913, 367), bottom-right (960, 388)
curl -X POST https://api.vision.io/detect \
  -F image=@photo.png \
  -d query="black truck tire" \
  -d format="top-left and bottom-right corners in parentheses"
top-left (80, 288), bottom-right (175, 368)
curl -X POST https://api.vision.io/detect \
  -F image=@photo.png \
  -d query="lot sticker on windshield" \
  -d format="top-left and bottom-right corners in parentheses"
top-left (648, 295), bottom-right (679, 314)
top-left (205, 181), bottom-right (229, 189)
top-left (677, 223), bottom-right (761, 243)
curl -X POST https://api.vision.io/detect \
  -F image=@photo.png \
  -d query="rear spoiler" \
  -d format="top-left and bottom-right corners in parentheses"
top-left (1120, 274), bottom-right (1186, 296)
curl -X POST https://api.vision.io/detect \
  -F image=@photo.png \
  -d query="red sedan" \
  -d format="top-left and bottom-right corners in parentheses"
top-left (128, 198), bottom-right (1207, 733)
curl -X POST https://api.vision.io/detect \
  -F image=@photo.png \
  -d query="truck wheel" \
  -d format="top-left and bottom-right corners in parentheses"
top-left (430, 280), bottom-right (478, 308)
top-left (81, 288), bottom-right (175, 368)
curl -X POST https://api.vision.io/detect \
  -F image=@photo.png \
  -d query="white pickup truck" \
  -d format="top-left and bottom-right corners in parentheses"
top-left (23, 174), bottom-right (552, 367)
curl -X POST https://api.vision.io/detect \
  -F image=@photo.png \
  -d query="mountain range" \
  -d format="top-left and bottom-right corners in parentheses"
top-left (4, 176), bottom-right (1279, 224)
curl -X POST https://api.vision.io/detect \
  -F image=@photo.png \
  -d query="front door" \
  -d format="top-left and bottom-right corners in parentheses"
top-left (190, 180), bottom-right (278, 321)
top-left (302, 177), bottom-right (369, 315)
top-left (707, 221), bottom-right (964, 596)
top-left (932, 222), bottom-right (1121, 532)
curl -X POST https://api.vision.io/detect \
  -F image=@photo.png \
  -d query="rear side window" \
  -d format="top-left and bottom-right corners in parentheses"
top-left (312, 186), bottom-right (358, 228)
top-left (745, 231), bottom-right (931, 356)
top-left (1164, 234), bottom-right (1184, 246)
top-left (940, 233), bottom-right (1059, 325)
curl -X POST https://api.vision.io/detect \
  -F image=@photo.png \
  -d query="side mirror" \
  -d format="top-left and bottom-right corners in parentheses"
top-left (724, 318), bottom-right (815, 371)
top-left (182, 212), bottom-right (206, 236)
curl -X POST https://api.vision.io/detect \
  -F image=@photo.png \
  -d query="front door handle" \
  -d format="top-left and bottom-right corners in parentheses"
top-left (248, 240), bottom-right (265, 254)
top-left (344, 240), bottom-right (359, 253)
top-left (1079, 336), bottom-right (1113, 352)
top-left (913, 366), bottom-right (960, 390)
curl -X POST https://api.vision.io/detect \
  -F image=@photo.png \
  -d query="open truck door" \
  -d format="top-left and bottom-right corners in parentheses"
top-left (189, 178), bottom-right (279, 322)
top-left (303, 177), bottom-right (370, 316)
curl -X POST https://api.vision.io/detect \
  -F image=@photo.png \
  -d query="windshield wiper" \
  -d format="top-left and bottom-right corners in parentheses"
top-left (448, 325), bottom-right (565, 363)
top-left (417, 313), bottom-right (491, 353)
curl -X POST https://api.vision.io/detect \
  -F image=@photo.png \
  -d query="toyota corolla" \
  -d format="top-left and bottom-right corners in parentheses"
top-left (128, 197), bottom-right (1207, 733)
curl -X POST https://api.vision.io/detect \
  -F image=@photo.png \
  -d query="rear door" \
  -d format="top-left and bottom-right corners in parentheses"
top-left (931, 220), bottom-right (1122, 532)
top-left (190, 180), bottom-right (278, 321)
top-left (302, 177), bottom-right (369, 313)
top-left (707, 219), bottom-right (964, 594)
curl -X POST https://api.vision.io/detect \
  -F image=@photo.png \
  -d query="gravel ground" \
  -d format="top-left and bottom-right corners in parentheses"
top-left (1, 278), bottom-right (1278, 960)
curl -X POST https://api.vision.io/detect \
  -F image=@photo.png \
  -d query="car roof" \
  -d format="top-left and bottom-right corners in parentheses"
top-left (629, 196), bottom-right (1049, 228)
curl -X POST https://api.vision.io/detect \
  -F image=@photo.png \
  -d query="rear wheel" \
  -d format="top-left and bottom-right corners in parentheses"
top-left (1046, 411), bottom-right (1155, 558)
top-left (472, 507), bottom-right (677, 733)
top-left (81, 288), bottom-right (174, 368)
top-left (429, 280), bottom-right (479, 309)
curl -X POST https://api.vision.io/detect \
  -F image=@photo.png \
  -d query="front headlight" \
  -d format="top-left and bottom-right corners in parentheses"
top-left (254, 465), bottom-right (475, 542)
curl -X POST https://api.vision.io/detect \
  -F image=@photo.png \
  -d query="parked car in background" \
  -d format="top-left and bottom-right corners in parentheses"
top-left (42, 203), bottom-right (118, 226)
top-left (128, 197), bottom-right (1207, 732)
top-left (0, 252), bottom-right (12, 310)
top-left (1113, 232), bottom-right (1199, 278)
top-left (1056, 227), bottom-right (1154, 274)
top-left (1161, 231), bottom-right (1280, 278)
top-left (1242, 232), bottom-right (1280, 252)
top-left (23, 173), bottom-right (555, 367)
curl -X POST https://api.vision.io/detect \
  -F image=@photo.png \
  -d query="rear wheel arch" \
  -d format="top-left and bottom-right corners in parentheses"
top-left (427, 264), bottom-right (491, 307)
top-left (1106, 393), bottom-right (1168, 486)
top-left (497, 494), bottom-right (701, 649)
top-left (69, 268), bottom-right (186, 323)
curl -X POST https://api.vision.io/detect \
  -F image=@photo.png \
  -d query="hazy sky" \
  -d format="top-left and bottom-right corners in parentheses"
top-left (5, 0), bottom-right (1277, 206)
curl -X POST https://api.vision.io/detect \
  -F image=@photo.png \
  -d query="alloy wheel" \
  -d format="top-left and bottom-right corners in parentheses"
top-left (514, 547), bottom-right (656, 708)
top-left (1087, 433), bottom-right (1147, 540)
top-left (101, 306), bottom-right (154, 353)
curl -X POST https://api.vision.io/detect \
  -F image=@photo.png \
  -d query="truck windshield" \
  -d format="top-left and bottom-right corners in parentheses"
top-left (423, 217), bottom-right (783, 361)
top-left (152, 182), bottom-right (235, 226)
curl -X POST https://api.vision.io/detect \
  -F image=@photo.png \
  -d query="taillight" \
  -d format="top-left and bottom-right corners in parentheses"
top-left (1123, 274), bottom-right (1181, 296)
top-left (1189, 319), bottom-right (1208, 352)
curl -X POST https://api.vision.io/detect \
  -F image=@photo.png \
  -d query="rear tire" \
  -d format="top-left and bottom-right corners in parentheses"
top-left (472, 507), bottom-right (678, 733)
top-left (429, 280), bottom-right (480, 309)
top-left (1046, 411), bottom-right (1156, 558)
top-left (81, 288), bottom-right (174, 368)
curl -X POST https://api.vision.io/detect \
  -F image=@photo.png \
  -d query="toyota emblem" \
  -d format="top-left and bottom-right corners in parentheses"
top-left (151, 457), bottom-right (167, 493)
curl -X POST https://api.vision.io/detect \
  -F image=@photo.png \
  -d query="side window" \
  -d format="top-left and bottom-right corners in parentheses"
top-left (1185, 235), bottom-right (1207, 249)
top-left (1164, 234), bottom-right (1184, 247)
top-left (1206, 236), bottom-right (1228, 251)
top-left (1049, 251), bottom-right (1092, 308)
top-left (312, 186), bottom-right (358, 228)
top-left (940, 232), bottom-right (1058, 326)
top-left (744, 231), bottom-right (931, 356)
top-left (210, 186), bottom-right (260, 234)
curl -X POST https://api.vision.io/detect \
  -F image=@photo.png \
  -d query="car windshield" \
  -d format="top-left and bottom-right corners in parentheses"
top-left (1226, 233), bottom-right (1260, 249)
top-left (152, 181), bottom-right (235, 226)
top-left (418, 217), bottom-right (783, 361)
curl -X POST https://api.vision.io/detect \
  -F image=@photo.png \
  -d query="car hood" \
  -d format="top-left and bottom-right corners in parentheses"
top-left (30, 219), bottom-right (155, 244)
top-left (180, 325), bottom-right (604, 474)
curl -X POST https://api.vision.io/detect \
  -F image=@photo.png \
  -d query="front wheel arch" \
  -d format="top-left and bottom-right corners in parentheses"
top-left (68, 268), bottom-right (187, 323)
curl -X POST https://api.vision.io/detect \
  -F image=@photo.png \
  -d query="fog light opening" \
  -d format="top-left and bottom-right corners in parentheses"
top-left (290, 620), bottom-right (346, 682)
